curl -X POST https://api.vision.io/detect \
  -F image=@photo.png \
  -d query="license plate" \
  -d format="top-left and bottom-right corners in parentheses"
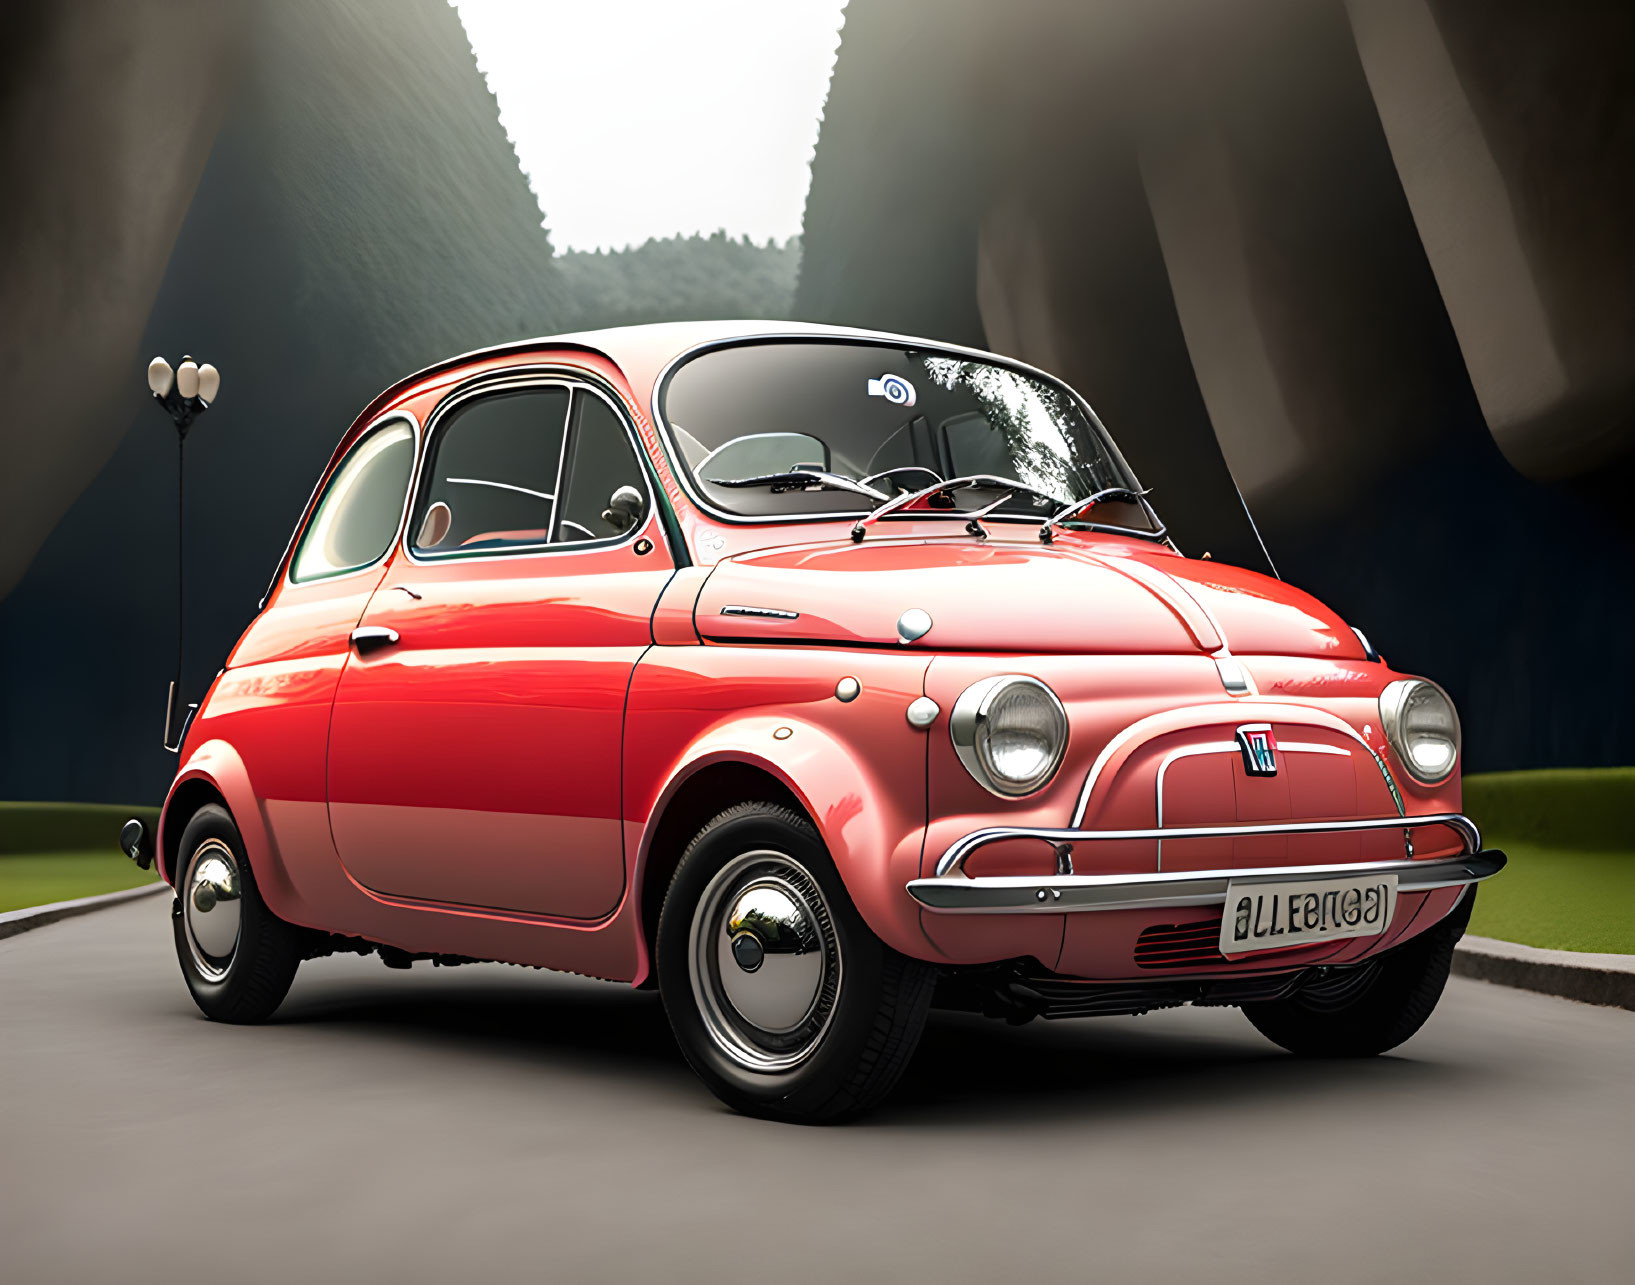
top-left (1219, 873), bottom-right (1398, 956)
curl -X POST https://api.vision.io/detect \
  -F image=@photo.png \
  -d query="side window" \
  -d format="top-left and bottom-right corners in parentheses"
top-left (411, 388), bottom-right (569, 554)
top-left (556, 392), bottom-right (651, 542)
top-left (290, 420), bottom-right (415, 582)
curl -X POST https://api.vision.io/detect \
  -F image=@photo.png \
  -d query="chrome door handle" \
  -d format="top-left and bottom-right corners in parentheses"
top-left (349, 626), bottom-right (400, 653)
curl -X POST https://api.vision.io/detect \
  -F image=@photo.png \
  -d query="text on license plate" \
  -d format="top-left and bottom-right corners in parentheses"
top-left (1219, 873), bottom-right (1398, 956)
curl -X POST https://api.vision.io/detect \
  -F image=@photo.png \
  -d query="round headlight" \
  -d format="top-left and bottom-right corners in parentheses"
top-left (950, 676), bottom-right (1068, 797)
top-left (1379, 679), bottom-right (1460, 784)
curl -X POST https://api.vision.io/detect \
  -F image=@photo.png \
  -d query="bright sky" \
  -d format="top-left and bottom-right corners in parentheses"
top-left (452, 0), bottom-right (848, 254)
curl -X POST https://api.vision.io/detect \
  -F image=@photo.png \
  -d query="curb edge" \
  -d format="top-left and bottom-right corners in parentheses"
top-left (0, 882), bottom-right (169, 941)
top-left (1454, 939), bottom-right (1635, 1012)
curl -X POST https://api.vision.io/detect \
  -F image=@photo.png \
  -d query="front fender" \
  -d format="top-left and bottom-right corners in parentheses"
top-left (626, 647), bottom-right (941, 961)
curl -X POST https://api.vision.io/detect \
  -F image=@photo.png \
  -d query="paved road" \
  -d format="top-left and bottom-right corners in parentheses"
top-left (3, 896), bottom-right (1631, 1285)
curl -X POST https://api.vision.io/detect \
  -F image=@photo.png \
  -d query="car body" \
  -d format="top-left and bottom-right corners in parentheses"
top-left (141, 320), bottom-right (1503, 1120)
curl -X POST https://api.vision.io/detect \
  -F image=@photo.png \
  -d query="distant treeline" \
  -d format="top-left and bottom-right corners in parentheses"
top-left (552, 231), bottom-right (801, 330)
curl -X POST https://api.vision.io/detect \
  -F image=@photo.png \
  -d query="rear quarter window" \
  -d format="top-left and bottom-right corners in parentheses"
top-left (290, 420), bottom-right (415, 582)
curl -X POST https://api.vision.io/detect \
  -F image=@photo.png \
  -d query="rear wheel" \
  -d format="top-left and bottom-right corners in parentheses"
top-left (656, 802), bottom-right (935, 1123)
top-left (172, 804), bottom-right (302, 1023)
top-left (1243, 888), bottom-right (1475, 1057)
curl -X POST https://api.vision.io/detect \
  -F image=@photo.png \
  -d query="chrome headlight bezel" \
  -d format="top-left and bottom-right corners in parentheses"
top-left (949, 675), bottom-right (1069, 798)
top-left (1378, 678), bottom-right (1460, 785)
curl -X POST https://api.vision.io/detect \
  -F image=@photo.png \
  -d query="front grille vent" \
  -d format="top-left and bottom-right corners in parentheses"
top-left (1135, 917), bottom-right (1228, 969)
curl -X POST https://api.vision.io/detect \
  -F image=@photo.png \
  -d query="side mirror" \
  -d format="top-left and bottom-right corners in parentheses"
top-left (601, 485), bottom-right (644, 533)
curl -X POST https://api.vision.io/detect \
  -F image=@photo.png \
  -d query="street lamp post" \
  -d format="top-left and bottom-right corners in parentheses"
top-left (146, 354), bottom-right (220, 751)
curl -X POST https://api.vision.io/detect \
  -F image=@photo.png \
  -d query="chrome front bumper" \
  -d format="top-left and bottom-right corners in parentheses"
top-left (907, 813), bottom-right (1504, 915)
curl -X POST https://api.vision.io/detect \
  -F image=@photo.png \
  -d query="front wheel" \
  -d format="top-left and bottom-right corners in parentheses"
top-left (1243, 887), bottom-right (1475, 1057)
top-left (172, 804), bottom-right (303, 1023)
top-left (656, 803), bottom-right (935, 1123)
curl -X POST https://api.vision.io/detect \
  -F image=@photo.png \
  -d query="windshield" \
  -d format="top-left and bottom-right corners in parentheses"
top-left (658, 339), bottom-right (1155, 530)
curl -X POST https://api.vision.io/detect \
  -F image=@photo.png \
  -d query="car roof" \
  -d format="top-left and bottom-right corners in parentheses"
top-left (539, 318), bottom-right (924, 365)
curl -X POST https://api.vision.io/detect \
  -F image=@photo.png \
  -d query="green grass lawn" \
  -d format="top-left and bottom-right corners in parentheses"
top-left (1463, 768), bottom-right (1633, 954)
top-left (0, 851), bottom-right (159, 914)
top-left (1, 802), bottom-right (162, 914)
top-left (1465, 841), bottom-right (1635, 953)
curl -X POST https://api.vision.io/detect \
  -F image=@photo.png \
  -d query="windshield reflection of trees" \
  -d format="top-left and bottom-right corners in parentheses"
top-left (921, 356), bottom-right (1119, 505)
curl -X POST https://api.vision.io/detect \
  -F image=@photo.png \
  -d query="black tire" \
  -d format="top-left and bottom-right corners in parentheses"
top-left (172, 804), bottom-right (302, 1023)
top-left (1243, 888), bottom-right (1476, 1057)
top-left (656, 802), bottom-right (936, 1123)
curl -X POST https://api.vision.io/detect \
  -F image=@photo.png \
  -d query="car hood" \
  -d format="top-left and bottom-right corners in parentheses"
top-left (694, 537), bottom-right (1365, 659)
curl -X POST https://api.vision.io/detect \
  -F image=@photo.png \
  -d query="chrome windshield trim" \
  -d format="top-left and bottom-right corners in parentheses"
top-left (934, 812), bottom-right (1482, 879)
top-left (908, 849), bottom-right (1505, 914)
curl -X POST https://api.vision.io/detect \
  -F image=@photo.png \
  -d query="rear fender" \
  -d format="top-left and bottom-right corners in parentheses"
top-left (158, 740), bottom-right (301, 921)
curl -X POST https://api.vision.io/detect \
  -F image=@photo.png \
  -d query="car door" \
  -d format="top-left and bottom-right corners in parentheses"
top-left (326, 379), bottom-right (674, 919)
top-left (218, 414), bottom-right (417, 870)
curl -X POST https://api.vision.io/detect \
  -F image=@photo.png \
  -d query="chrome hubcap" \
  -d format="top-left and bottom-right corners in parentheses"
top-left (689, 851), bottom-right (841, 1072)
top-left (184, 839), bottom-right (242, 981)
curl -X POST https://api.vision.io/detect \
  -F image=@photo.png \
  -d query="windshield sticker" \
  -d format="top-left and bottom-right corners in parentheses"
top-left (866, 374), bottom-right (916, 407)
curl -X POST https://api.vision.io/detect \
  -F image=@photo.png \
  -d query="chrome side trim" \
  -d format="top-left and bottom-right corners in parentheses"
top-left (908, 849), bottom-right (1505, 915)
top-left (719, 604), bottom-right (799, 620)
top-left (934, 811), bottom-right (1482, 879)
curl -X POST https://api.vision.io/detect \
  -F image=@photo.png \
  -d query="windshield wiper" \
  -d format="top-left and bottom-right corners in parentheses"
top-left (1038, 487), bottom-right (1165, 544)
top-left (706, 470), bottom-right (888, 502)
top-left (849, 474), bottom-right (1059, 543)
top-left (858, 465), bottom-right (946, 491)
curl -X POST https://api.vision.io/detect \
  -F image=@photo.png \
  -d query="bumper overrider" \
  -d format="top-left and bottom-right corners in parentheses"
top-left (906, 813), bottom-right (1504, 914)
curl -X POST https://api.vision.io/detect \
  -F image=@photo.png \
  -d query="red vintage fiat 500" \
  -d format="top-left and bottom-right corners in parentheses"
top-left (127, 321), bottom-right (1502, 1121)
